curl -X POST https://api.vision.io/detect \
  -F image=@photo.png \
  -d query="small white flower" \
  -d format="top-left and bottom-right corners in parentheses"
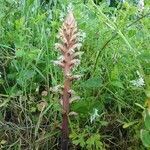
top-left (57, 55), bottom-right (64, 61)
top-left (90, 108), bottom-right (100, 123)
top-left (59, 12), bottom-right (65, 22)
top-left (46, 28), bottom-right (51, 36)
top-left (130, 77), bottom-right (145, 87)
top-left (112, 16), bottom-right (117, 22)
top-left (130, 71), bottom-right (145, 87)
top-left (73, 74), bottom-right (83, 80)
top-left (85, 14), bottom-right (89, 20)
top-left (52, 60), bottom-right (64, 67)
top-left (74, 51), bottom-right (84, 58)
top-left (121, 0), bottom-right (125, 3)
top-left (67, 3), bottom-right (74, 12)
top-left (78, 30), bottom-right (86, 42)
top-left (52, 60), bottom-right (60, 65)
top-left (138, 0), bottom-right (144, 12)
top-left (70, 96), bottom-right (80, 103)
top-left (50, 85), bottom-right (62, 93)
top-left (35, 86), bottom-right (39, 92)
top-left (68, 89), bottom-right (76, 95)
top-left (48, 13), bottom-right (52, 21)
top-left (71, 59), bottom-right (81, 67)
top-left (76, 43), bottom-right (82, 50)
top-left (68, 48), bottom-right (75, 55)
top-left (69, 111), bottom-right (78, 116)
top-left (136, 70), bottom-right (141, 77)
top-left (31, 7), bottom-right (35, 12)
top-left (107, 0), bottom-right (111, 5)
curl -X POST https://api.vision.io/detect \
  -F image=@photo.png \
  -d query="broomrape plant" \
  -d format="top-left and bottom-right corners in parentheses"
top-left (53, 10), bottom-right (84, 150)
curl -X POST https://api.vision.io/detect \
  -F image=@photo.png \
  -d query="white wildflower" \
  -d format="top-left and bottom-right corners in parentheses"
top-left (130, 77), bottom-right (145, 87)
top-left (107, 0), bottom-right (111, 5)
top-left (85, 14), bottom-right (89, 20)
top-left (68, 48), bottom-right (75, 55)
top-left (52, 60), bottom-right (61, 65)
top-left (70, 96), bottom-right (80, 103)
top-left (46, 28), bottom-right (51, 36)
top-left (138, 0), bottom-right (144, 12)
top-left (69, 111), bottom-right (78, 116)
top-left (72, 74), bottom-right (83, 80)
top-left (136, 70), bottom-right (141, 77)
top-left (74, 51), bottom-right (84, 58)
top-left (130, 71), bottom-right (145, 87)
top-left (71, 59), bottom-right (81, 67)
top-left (57, 55), bottom-right (65, 61)
top-left (59, 12), bottom-right (65, 22)
top-left (35, 86), bottom-right (39, 93)
top-left (50, 85), bottom-right (62, 93)
top-left (54, 43), bottom-right (65, 52)
top-left (68, 89), bottom-right (76, 95)
top-left (67, 3), bottom-right (74, 12)
top-left (90, 108), bottom-right (100, 123)
top-left (112, 16), bottom-right (117, 22)
top-left (48, 12), bottom-right (52, 21)
top-left (67, 89), bottom-right (77, 98)
top-left (121, 0), bottom-right (125, 3)
top-left (78, 30), bottom-right (86, 42)
top-left (51, 60), bottom-right (64, 67)
top-left (76, 43), bottom-right (82, 50)
top-left (31, 7), bottom-right (35, 12)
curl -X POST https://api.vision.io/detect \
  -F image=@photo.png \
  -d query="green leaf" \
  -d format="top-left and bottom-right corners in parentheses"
top-left (30, 107), bottom-right (36, 113)
top-left (0, 79), bottom-right (4, 84)
top-left (138, 52), bottom-right (150, 62)
top-left (140, 129), bottom-right (150, 147)
top-left (128, 29), bottom-right (136, 37)
top-left (27, 48), bottom-right (41, 61)
top-left (86, 134), bottom-right (103, 149)
top-left (73, 137), bottom-right (86, 148)
top-left (15, 50), bottom-right (26, 57)
top-left (123, 121), bottom-right (137, 129)
top-left (145, 90), bottom-right (150, 98)
top-left (81, 77), bottom-right (102, 89)
top-left (144, 110), bottom-right (150, 130)
top-left (100, 121), bottom-right (108, 126)
top-left (72, 101), bottom-right (89, 114)
top-left (111, 80), bottom-right (124, 89)
top-left (70, 132), bottom-right (86, 148)
top-left (0, 140), bottom-right (7, 145)
top-left (111, 66), bottom-right (119, 80)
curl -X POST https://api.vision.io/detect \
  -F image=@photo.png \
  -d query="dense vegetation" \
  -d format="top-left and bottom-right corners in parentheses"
top-left (0, 0), bottom-right (150, 149)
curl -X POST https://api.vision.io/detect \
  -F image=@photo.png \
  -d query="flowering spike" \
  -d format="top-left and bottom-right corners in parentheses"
top-left (53, 9), bottom-right (85, 150)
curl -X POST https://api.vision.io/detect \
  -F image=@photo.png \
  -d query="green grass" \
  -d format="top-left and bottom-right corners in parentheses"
top-left (0, 0), bottom-right (150, 149)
